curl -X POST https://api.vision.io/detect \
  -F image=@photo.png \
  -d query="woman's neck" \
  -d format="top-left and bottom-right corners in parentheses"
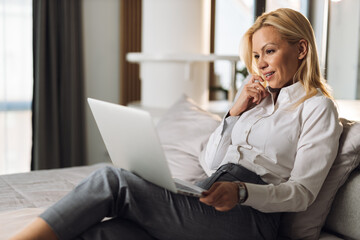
top-left (268, 86), bottom-right (281, 104)
top-left (268, 80), bottom-right (294, 104)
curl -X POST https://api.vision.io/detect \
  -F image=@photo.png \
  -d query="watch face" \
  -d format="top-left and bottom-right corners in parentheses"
top-left (236, 182), bottom-right (247, 203)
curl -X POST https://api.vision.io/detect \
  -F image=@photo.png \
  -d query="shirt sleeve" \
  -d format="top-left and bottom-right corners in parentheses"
top-left (199, 76), bottom-right (252, 175)
top-left (203, 115), bottom-right (239, 171)
top-left (243, 97), bottom-right (343, 213)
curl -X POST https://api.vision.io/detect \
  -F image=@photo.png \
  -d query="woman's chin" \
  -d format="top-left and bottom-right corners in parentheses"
top-left (268, 83), bottom-right (280, 89)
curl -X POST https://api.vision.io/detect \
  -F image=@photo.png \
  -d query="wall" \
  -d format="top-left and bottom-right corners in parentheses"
top-left (141, 0), bottom-right (211, 109)
top-left (82, 0), bottom-right (121, 165)
top-left (327, 0), bottom-right (360, 99)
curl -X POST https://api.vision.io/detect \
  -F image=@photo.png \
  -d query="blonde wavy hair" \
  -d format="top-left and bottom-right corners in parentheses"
top-left (240, 8), bottom-right (332, 103)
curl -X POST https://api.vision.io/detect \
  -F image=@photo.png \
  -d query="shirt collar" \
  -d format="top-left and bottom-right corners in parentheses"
top-left (267, 81), bottom-right (306, 104)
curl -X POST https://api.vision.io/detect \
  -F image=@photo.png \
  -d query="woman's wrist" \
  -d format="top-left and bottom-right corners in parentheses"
top-left (229, 108), bottom-right (243, 116)
top-left (234, 181), bottom-right (248, 204)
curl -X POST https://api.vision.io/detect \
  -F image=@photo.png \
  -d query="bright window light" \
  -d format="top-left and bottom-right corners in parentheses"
top-left (0, 0), bottom-right (33, 174)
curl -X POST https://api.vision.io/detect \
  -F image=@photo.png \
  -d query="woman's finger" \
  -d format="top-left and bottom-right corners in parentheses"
top-left (248, 82), bottom-right (269, 103)
top-left (199, 183), bottom-right (222, 205)
top-left (200, 182), bottom-right (239, 211)
top-left (229, 75), bottom-right (267, 115)
top-left (251, 75), bottom-right (265, 84)
top-left (246, 87), bottom-right (262, 103)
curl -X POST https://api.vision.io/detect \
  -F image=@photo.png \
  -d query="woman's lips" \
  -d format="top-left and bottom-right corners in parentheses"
top-left (264, 71), bottom-right (275, 80)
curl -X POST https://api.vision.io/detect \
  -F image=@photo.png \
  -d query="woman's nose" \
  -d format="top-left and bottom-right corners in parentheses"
top-left (257, 56), bottom-right (268, 70)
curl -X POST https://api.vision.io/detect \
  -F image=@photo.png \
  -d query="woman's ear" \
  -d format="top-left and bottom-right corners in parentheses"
top-left (298, 39), bottom-right (308, 60)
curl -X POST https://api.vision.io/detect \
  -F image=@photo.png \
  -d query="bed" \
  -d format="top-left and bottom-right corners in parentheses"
top-left (1, 95), bottom-right (359, 240)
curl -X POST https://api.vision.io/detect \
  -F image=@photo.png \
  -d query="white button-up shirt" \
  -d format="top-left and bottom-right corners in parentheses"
top-left (201, 81), bottom-right (343, 213)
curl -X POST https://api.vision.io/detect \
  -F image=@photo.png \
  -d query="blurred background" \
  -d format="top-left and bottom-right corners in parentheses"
top-left (1, 0), bottom-right (359, 174)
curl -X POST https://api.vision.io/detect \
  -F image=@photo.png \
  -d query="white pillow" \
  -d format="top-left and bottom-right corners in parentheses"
top-left (156, 95), bottom-right (221, 183)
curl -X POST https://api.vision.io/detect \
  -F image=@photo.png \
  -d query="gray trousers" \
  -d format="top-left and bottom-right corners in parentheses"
top-left (40, 163), bottom-right (280, 240)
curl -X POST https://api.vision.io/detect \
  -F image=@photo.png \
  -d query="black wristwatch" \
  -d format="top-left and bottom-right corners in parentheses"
top-left (234, 181), bottom-right (248, 204)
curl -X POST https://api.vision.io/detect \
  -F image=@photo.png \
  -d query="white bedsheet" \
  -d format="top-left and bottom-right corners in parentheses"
top-left (0, 163), bottom-right (110, 239)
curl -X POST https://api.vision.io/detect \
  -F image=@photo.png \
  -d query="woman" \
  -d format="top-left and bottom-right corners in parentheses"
top-left (12, 8), bottom-right (342, 240)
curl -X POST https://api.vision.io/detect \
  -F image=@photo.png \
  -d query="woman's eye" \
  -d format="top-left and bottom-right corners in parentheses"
top-left (254, 54), bottom-right (259, 59)
top-left (266, 49), bottom-right (275, 54)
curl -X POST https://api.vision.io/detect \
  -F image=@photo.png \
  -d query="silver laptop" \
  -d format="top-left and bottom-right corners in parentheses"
top-left (88, 98), bottom-right (204, 197)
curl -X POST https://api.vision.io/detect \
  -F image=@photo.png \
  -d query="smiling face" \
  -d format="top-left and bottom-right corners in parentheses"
top-left (252, 26), bottom-right (301, 89)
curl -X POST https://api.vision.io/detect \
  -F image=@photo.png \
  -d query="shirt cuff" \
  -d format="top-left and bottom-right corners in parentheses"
top-left (242, 183), bottom-right (270, 209)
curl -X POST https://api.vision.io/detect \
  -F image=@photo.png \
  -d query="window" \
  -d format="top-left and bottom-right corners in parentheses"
top-left (213, 0), bottom-right (254, 96)
top-left (266, 0), bottom-right (309, 16)
top-left (213, 0), bottom-right (309, 99)
top-left (0, 0), bottom-right (33, 174)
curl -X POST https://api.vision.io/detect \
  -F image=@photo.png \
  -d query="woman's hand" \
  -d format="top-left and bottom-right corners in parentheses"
top-left (229, 75), bottom-right (269, 116)
top-left (199, 182), bottom-right (239, 211)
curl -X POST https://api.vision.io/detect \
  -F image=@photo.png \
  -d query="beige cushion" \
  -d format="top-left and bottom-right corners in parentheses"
top-left (279, 118), bottom-right (360, 239)
top-left (324, 168), bottom-right (360, 239)
top-left (156, 95), bottom-right (221, 183)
